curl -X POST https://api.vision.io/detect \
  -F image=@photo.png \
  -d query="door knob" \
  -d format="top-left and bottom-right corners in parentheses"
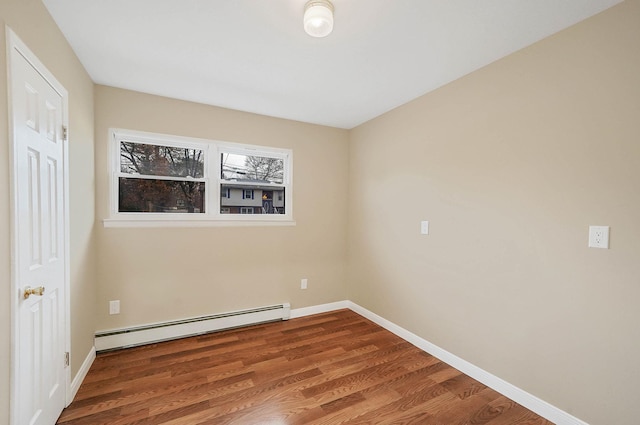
top-left (24, 286), bottom-right (45, 299)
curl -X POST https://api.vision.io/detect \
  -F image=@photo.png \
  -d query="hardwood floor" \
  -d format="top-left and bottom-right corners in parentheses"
top-left (58, 310), bottom-right (554, 424)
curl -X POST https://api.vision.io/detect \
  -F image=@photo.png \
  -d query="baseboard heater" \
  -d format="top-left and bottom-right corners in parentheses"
top-left (95, 303), bottom-right (290, 352)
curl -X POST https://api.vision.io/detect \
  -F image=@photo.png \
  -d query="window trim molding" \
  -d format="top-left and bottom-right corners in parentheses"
top-left (105, 128), bottom-right (294, 227)
top-left (103, 219), bottom-right (296, 228)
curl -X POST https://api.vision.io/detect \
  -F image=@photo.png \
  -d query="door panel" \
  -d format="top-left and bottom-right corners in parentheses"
top-left (10, 34), bottom-right (67, 425)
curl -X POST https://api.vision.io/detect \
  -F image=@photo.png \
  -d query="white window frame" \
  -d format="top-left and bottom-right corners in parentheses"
top-left (105, 128), bottom-right (294, 227)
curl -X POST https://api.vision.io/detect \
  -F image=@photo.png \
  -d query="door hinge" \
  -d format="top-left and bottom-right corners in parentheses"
top-left (64, 352), bottom-right (70, 367)
top-left (62, 126), bottom-right (68, 141)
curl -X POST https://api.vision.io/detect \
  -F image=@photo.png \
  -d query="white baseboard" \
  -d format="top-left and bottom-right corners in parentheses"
top-left (347, 301), bottom-right (589, 425)
top-left (290, 300), bottom-right (350, 319)
top-left (68, 346), bottom-right (96, 405)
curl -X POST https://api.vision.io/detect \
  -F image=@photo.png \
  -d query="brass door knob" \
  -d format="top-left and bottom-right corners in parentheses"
top-left (24, 286), bottom-right (45, 299)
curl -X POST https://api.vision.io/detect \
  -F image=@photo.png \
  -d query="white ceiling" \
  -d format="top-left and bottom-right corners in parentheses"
top-left (42, 0), bottom-right (622, 129)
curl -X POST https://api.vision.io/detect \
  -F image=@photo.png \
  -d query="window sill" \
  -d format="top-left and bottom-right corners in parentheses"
top-left (103, 218), bottom-right (296, 228)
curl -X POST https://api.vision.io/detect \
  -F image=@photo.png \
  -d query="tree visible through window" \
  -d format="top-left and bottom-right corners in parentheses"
top-left (244, 156), bottom-right (284, 183)
top-left (119, 141), bottom-right (206, 213)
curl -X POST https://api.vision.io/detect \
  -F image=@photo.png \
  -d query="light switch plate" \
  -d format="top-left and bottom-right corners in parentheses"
top-left (588, 226), bottom-right (609, 249)
top-left (109, 300), bottom-right (120, 315)
top-left (421, 221), bottom-right (429, 235)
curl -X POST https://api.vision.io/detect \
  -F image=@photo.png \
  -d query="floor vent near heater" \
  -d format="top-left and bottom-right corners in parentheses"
top-left (95, 303), bottom-right (291, 352)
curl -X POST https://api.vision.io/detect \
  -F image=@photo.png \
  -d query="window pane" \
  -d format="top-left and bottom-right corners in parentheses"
top-left (119, 178), bottom-right (205, 213)
top-left (220, 153), bottom-right (284, 184)
top-left (120, 141), bottom-right (204, 178)
top-left (220, 185), bottom-right (285, 214)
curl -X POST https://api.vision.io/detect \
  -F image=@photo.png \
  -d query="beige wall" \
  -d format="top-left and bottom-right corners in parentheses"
top-left (348, 1), bottom-right (640, 424)
top-left (94, 86), bottom-right (349, 330)
top-left (0, 1), bottom-right (96, 424)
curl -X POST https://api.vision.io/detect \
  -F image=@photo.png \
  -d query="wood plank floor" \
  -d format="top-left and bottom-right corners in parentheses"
top-left (57, 310), bottom-right (554, 424)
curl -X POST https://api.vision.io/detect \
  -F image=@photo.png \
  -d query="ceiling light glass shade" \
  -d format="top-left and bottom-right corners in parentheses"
top-left (304, 0), bottom-right (334, 38)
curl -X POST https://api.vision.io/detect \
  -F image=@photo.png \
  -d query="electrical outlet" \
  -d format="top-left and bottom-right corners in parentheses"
top-left (301, 278), bottom-right (308, 290)
top-left (588, 226), bottom-right (609, 249)
top-left (109, 300), bottom-right (120, 315)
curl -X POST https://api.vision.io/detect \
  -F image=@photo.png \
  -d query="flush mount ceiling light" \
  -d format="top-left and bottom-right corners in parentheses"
top-left (304, 0), bottom-right (334, 38)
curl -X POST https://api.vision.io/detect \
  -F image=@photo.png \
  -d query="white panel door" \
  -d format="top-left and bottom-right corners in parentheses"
top-left (9, 34), bottom-right (68, 425)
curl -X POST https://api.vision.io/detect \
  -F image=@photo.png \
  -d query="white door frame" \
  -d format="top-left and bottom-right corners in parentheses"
top-left (6, 27), bottom-right (72, 424)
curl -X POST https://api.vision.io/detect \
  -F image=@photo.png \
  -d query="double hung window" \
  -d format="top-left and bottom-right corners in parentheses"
top-left (108, 129), bottom-right (292, 226)
top-left (220, 149), bottom-right (287, 216)
top-left (118, 137), bottom-right (207, 214)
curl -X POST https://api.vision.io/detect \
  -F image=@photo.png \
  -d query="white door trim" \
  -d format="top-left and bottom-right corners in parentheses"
top-left (6, 26), bottom-right (71, 424)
